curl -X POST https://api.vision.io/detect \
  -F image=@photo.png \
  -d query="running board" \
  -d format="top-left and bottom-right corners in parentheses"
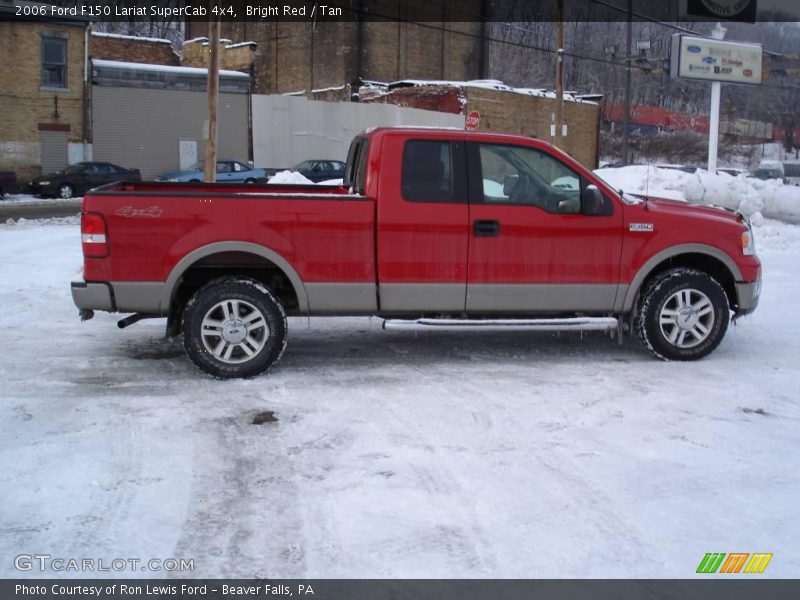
top-left (382, 317), bottom-right (618, 332)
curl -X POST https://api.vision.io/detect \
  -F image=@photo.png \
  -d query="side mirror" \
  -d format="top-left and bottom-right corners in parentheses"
top-left (582, 184), bottom-right (608, 216)
top-left (503, 175), bottom-right (518, 196)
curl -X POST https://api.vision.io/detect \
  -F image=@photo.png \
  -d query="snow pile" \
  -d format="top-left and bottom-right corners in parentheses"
top-left (268, 170), bottom-right (314, 184)
top-left (317, 178), bottom-right (344, 185)
top-left (595, 165), bottom-right (800, 225)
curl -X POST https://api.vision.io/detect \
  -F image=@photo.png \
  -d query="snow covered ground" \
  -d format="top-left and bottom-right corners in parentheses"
top-left (1, 217), bottom-right (799, 579)
top-left (1, 193), bottom-right (82, 203)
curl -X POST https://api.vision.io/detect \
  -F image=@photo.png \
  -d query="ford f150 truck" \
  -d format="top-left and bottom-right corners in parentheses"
top-left (72, 128), bottom-right (761, 378)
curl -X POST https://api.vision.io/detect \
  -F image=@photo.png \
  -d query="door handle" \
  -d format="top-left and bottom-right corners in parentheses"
top-left (473, 220), bottom-right (500, 237)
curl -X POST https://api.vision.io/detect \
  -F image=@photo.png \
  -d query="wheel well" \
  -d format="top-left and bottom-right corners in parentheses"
top-left (169, 251), bottom-right (300, 324)
top-left (641, 253), bottom-right (737, 309)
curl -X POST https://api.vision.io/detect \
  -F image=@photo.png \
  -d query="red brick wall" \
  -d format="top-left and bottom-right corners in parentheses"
top-left (90, 34), bottom-right (178, 66)
top-left (360, 86), bottom-right (464, 114)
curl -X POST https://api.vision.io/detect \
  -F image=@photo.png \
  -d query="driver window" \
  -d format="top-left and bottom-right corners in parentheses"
top-left (478, 144), bottom-right (581, 214)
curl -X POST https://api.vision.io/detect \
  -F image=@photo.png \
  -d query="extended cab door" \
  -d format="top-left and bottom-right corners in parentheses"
top-left (465, 141), bottom-right (623, 313)
top-left (376, 134), bottom-right (469, 312)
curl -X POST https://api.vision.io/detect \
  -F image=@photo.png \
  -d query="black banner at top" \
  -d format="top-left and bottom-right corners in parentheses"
top-left (2, 0), bottom-right (798, 23)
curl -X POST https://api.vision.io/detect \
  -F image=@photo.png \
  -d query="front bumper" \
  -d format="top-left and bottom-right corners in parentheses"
top-left (27, 182), bottom-right (57, 196)
top-left (71, 281), bottom-right (114, 312)
top-left (735, 280), bottom-right (761, 316)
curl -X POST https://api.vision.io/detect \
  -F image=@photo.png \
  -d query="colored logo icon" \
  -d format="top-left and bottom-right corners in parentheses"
top-left (697, 553), bottom-right (773, 574)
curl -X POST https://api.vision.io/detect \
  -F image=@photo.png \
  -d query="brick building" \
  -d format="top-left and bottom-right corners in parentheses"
top-left (182, 37), bottom-right (258, 74)
top-left (90, 31), bottom-right (179, 66)
top-left (0, 0), bottom-right (90, 182)
top-left (186, 8), bottom-right (488, 95)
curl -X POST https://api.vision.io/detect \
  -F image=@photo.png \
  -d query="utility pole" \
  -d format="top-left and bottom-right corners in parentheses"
top-left (204, 17), bottom-right (221, 183)
top-left (554, 0), bottom-right (564, 148)
top-left (622, 0), bottom-right (632, 165)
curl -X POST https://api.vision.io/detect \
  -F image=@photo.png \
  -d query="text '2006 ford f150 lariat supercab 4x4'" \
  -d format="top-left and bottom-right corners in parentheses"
top-left (72, 128), bottom-right (761, 378)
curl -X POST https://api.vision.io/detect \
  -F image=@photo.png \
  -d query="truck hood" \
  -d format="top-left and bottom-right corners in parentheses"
top-left (630, 195), bottom-right (744, 228)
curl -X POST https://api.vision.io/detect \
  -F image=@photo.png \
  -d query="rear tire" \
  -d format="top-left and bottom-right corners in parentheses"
top-left (245, 178), bottom-right (256, 184)
top-left (182, 277), bottom-right (288, 378)
top-left (58, 183), bottom-right (74, 199)
top-left (635, 268), bottom-right (729, 361)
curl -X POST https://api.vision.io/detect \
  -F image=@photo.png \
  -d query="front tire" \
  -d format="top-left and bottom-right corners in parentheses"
top-left (58, 183), bottom-right (74, 199)
top-left (635, 268), bottom-right (729, 361)
top-left (182, 277), bottom-right (288, 378)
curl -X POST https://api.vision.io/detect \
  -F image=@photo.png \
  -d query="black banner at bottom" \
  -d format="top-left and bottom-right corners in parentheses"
top-left (3, 579), bottom-right (800, 600)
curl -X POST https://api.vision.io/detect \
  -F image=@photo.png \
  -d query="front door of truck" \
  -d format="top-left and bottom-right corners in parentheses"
top-left (376, 135), bottom-right (469, 313)
top-left (465, 142), bottom-right (623, 313)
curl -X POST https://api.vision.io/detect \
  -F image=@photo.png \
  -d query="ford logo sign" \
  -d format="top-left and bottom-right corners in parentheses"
top-left (687, 45), bottom-right (702, 53)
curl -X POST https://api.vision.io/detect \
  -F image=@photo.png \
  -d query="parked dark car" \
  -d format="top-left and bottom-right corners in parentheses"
top-left (0, 171), bottom-right (20, 196)
top-left (294, 159), bottom-right (345, 182)
top-left (28, 162), bottom-right (141, 199)
top-left (266, 160), bottom-right (346, 183)
top-left (656, 164), bottom-right (703, 174)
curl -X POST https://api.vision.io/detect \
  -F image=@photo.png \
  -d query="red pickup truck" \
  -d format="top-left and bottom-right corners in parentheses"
top-left (72, 128), bottom-right (761, 378)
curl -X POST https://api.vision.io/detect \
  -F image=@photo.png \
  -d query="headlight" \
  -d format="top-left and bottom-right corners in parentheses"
top-left (166, 178), bottom-right (180, 182)
top-left (38, 181), bottom-right (50, 185)
top-left (742, 226), bottom-right (756, 256)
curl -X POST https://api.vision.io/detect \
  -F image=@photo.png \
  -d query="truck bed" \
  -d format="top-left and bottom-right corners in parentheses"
top-left (81, 180), bottom-right (376, 314)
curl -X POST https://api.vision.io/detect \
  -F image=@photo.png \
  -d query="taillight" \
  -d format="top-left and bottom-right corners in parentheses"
top-left (81, 212), bottom-right (108, 257)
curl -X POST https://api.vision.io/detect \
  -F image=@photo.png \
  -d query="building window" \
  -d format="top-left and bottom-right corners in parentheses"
top-left (41, 37), bottom-right (67, 88)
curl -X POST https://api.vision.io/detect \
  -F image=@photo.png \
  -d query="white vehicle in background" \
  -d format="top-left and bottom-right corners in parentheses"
top-left (749, 160), bottom-right (785, 182)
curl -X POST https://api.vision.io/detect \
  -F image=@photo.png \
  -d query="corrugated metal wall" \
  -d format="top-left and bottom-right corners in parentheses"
top-left (92, 87), bottom-right (248, 180)
top-left (252, 95), bottom-right (464, 168)
top-left (39, 131), bottom-right (68, 174)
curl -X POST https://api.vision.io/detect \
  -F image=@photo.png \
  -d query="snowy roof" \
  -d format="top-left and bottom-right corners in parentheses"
top-left (91, 31), bottom-right (171, 45)
top-left (183, 37), bottom-right (208, 45)
top-left (388, 79), bottom-right (596, 104)
top-left (225, 41), bottom-right (258, 49)
top-left (91, 59), bottom-right (250, 79)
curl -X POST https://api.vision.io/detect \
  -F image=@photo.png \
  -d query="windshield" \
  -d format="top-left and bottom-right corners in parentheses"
top-left (187, 162), bottom-right (204, 171)
top-left (61, 164), bottom-right (87, 174)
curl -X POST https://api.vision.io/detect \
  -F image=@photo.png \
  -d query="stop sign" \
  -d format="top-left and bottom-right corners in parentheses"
top-left (465, 111), bottom-right (481, 130)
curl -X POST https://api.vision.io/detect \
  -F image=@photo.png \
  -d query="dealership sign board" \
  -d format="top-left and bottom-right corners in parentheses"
top-left (670, 34), bottom-right (762, 85)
